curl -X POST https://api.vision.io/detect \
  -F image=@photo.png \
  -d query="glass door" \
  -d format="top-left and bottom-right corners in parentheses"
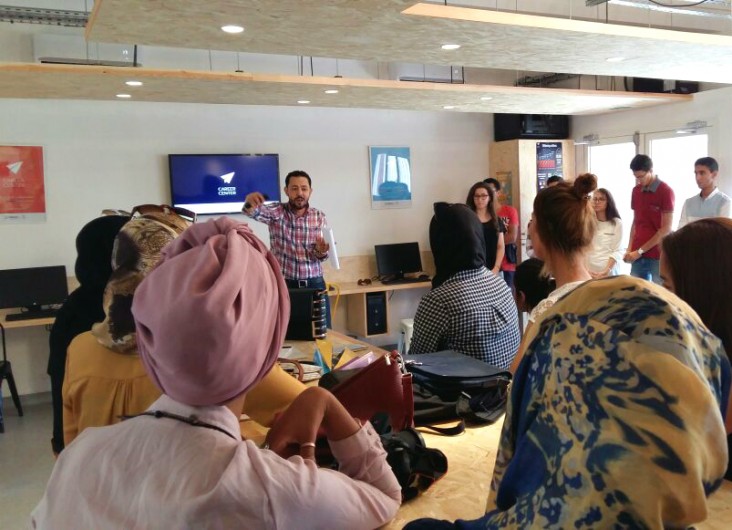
top-left (588, 139), bottom-right (636, 274)
top-left (646, 132), bottom-right (709, 229)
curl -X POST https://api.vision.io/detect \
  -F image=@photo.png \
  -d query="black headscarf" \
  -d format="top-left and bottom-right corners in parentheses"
top-left (48, 215), bottom-right (130, 373)
top-left (429, 202), bottom-right (487, 289)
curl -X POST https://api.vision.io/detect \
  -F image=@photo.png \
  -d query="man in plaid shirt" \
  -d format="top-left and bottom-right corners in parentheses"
top-left (243, 170), bottom-right (331, 325)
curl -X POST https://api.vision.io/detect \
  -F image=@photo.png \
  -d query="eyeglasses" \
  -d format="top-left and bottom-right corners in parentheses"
top-left (473, 194), bottom-right (490, 199)
top-left (357, 278), bottom-right (372, 286)
top-left (591, 197), bottom-right (607, 202)
top-left (130, 204), bottom-right (197, 223)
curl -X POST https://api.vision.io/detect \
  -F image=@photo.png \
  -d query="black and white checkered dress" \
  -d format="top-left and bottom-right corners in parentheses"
top-left (408, 267), bottom-right (520, 369)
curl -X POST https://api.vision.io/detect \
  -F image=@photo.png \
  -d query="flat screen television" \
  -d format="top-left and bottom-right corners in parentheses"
top-left (374, 242), bottom-right (422, 282)
top-left (168, 154), bottom-right (280, 215)
top-left (0, 265), bottom-right (68, 319)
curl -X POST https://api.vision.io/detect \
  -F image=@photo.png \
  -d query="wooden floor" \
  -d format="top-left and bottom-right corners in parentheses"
top-left (384, 419), bottom-right (732, 529)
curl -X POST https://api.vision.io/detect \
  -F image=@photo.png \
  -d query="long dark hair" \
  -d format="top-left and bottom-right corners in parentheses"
top-left (662, 218), bottom-right (732, 360)
top-left (595, 188), bottom-right (621, 226)
top-left (466, 182), bottom-right (498, 230)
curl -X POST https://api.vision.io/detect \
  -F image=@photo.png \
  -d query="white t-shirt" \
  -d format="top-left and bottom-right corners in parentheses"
top-left (587, 219), bottom-right (624, 274)
top-left (529, 280), bottom-right (587, 324)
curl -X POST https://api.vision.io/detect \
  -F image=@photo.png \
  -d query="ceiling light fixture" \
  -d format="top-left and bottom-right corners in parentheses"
top-left (441, 43), bottom-right (461, 50)
top-left (605, 57), bottom-right (625, 62)
top-left (125, 80), bottom-right (143, 86)
top-left (221, 25), bottom-right (244, 34)
top-left (116, 94), bottom-right (131, 99)
top-left (324, 89), bottom-right (339, 94)
top-left (443, 105), bottom-right (456, 110)
top-left (480, 96), bottom-right (493, 101)
top-left (297, 100), bottom-right (310, 104)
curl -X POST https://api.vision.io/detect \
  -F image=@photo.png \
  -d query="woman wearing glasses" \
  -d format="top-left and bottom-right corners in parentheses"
top-left (587, 188), bottom-right (624, 278)
top-left (466, 182), bottom-right (505, 275)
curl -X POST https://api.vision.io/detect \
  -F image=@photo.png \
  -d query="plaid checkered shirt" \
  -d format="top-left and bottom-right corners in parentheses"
top-left (248, 203), bottom-right (329, 280)
top-left (408, 267), bottom-right (520, 369)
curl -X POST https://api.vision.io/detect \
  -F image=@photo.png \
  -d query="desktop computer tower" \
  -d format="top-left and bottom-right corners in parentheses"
top-left (366, 292), bottom-right (387, 335)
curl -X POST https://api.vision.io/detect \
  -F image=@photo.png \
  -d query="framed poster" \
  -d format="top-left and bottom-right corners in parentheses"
top-left (494, 170), bottom-right (514, 206)
top-left (369, 146), bottom-right (412, 209)
top-left (0, 145), bottom-right (46, 223)
top-left (536, 142), bottom-right (563, 192)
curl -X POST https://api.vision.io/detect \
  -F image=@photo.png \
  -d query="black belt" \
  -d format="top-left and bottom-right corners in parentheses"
top-left (285, 277), bottom-right (324, 288)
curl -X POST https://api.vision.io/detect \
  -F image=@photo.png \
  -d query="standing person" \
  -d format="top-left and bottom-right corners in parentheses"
top-left (678, 156), bottom-right (731, 228)
top-left (31, 218), bottom-right (401, 530)
top-left (545, 174), bottom-right (563, 187)
top-left (484, 178), bottom-right (519, 289)
top-left (623, 154), bottom-right (674, 284)
top-left (587, 187), bottom-right (624, 278)
top-left (466, 182), bottom-right (505, 275)
top-left (660, 217), bottom-right (732, 480)
top-left (244, 170), bottom-right (331, 326)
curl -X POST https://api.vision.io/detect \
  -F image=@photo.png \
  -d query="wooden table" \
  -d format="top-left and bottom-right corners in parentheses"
top-left (0, 308), bottom-right (55, 329)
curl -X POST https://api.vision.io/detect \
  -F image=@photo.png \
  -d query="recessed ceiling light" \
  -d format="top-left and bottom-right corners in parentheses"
top-left (480, 96), bottom-right (493, 101)
top-left (324, 89), bottom-right (339, 94)
top-left (441, 44), bottom-right (461, 50)
top-left (221, 25), bottom-right (244, 34)
top-left (116, 94), bottom-right (131, 99)
top-left (125, 80), bottom-right (143, 87)
top-left (297, 100), bottom-right (311, 104)
top-left (443, 105), bottom-right (456, 110)
top-left (606, 57), bottom-right (625, 62)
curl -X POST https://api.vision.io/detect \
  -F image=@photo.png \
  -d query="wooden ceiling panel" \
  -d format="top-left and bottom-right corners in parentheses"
top-left (85, 0), bottom-right (732, 84)
top-left (0, 63), bottom-right (690, 115)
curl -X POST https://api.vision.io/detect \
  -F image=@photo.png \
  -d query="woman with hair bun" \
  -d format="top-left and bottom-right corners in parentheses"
top-left (509, 173), bottom-right (597, 373)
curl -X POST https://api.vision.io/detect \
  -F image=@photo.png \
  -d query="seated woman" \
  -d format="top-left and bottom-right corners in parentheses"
top-left (466, 182), bottom-right (505, 275)
top-left (409, 202), bottom-right (520, 369)
top-left (661, 217), bottom-right (732, 480)
top-left (513, 258), bottom-right (555, 314)
top-left (47, 214), bottom-right (128, 455)
top-left (62, 208), bottom-right (190, 445)
top-left (510, 174), bottom-right (597, 373)
top-left (587, 187), bottom-right (623, 278)
top-left (32, 217), bottom-right (401, 529)
top-left (405, 275), bottom-right (731, 529)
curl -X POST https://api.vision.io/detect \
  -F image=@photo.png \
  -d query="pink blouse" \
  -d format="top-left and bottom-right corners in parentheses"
top-left (32, 395), bottom-right (401, 529)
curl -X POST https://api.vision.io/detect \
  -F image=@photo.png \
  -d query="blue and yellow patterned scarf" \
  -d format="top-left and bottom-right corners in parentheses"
top-left (406, 276), bottom-right (730, 529)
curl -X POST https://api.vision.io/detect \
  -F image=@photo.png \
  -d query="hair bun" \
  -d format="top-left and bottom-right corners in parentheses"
top-left (574, 173), bottom-right (598, 198)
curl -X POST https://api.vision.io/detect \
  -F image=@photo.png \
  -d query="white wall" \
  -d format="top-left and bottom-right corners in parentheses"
top-left (0, 98), bottom-right (492, 395)
top-left (573, 86), bottom-right (732, 196)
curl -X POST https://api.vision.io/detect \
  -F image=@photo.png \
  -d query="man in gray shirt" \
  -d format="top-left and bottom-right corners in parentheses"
top-left (678, 157), bottom-right (731, 228)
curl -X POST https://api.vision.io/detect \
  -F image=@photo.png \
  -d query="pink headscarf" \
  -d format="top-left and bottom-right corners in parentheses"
top-left (132, 217), bottom-right (290, 406)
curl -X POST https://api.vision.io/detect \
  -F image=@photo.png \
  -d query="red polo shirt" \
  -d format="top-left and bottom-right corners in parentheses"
top-left (630, 177), bottom-right (674, 260)
top-left (497, 204), bottom-right (519, 271)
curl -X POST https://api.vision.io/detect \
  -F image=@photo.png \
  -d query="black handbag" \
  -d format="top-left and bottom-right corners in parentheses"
top-left (404, 351), bottom-right (511, 433)
top-left (504, 243), bottom-right (518, 265)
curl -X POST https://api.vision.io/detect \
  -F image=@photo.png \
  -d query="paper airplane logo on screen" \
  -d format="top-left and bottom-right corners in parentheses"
top-left (219, 172), bottom-right (235, 184)
top-left (7, 161), bottom-right (23, 174)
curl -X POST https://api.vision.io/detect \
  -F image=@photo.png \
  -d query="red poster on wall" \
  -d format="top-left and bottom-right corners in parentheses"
top-left (0, 146), bottom-right (46, 222)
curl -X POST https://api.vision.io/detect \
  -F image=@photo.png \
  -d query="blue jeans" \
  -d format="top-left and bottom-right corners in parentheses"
top-left (630, 257), bottom-right (661, 284)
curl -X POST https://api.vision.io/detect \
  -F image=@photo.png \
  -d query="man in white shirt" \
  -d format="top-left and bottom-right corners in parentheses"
top-left (678, 157), bottom-right (731, 228)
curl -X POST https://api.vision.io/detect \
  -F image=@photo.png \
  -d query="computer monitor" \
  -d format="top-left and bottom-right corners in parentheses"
top-left (0, 265), bottom-right (68, 317)
top-left (374, 242), bottom-right (422, 281)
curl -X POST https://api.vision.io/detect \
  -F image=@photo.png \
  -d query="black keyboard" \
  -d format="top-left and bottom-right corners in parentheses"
top-left (381, 277), bottom-right (430, 285)
top-left (5, 309), bottom-right (59, 322)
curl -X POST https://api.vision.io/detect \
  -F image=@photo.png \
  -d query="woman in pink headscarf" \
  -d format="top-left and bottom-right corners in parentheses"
top-left (32, 217), bottom-right (401, 530)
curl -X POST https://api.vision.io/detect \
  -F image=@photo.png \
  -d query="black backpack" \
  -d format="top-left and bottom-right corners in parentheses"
top-left (404, 351), bottom-right (511, 435)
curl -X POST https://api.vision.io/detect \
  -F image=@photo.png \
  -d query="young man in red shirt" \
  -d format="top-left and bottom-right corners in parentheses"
top-left (623, 154), bottom-right (674, 284)
top-left (484, 178), bottom-right (519, 289)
